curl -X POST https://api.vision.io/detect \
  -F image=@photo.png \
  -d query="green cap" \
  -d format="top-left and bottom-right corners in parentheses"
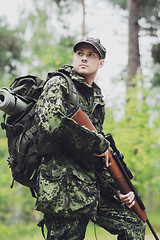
top-left (73, 36), bottom-right (106, 59)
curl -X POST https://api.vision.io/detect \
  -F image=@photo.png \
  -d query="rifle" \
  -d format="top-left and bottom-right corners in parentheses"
top-left (69, 105), bottom-right (159, 240)
top-left (105, 133), bottom-right (159, 240)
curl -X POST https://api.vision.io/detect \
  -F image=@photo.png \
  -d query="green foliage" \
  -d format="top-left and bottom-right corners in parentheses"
top-left (152, 72), bottom-right (160, 87)
top-left (110, 0), bottom-right (127, 9)
top-left (139, 0), bottom-right (160, 23)
top-left (39, 36), bottom-right (75, 72)
top-left (0, 113), bottom-right (7, 138)
top-left (151, 64), bottom-right (160, 87)
top-left (110, 0), bottom-right (160, 19)
top-left (24, 35), bottom-right (75, 76)
top-left (16, 0), bottom-right (76, 77)
top-left (53, 0), bottom-right (80, 14)
top-left (0, 18), bottom-right (23, 77)
top-left (0, 138), bottom-right (41, 225)
top-left (103, 76), bottom-right (160, 212)
top-left (108, 0), bottom-right (160, 35)
top-left (152, 43), bottom-right (160, 63)
top-left (0, 223), bottom-right (42, 240)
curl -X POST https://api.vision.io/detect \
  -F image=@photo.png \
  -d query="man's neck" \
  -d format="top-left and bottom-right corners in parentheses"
top-left (74, 69), bottom-right (96, 86)
top-left (85, 74), bottom-right (96, 86)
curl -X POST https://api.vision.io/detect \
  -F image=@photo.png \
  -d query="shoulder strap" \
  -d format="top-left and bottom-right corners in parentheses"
top-left (47, 71), bottom-right (79, 113)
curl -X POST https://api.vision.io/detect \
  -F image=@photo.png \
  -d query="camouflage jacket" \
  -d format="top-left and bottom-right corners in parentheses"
top-left (35, 65), bottom-right (113, 219)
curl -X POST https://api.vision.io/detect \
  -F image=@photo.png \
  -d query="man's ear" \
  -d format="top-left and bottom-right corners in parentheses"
top-left (99, 59), bottom-right (105, 69)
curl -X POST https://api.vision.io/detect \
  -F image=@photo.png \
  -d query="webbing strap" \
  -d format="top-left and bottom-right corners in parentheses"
top-left (37, 218), bottom-right (46, 239)
top-left (47, 71), bottom-right (79, 113)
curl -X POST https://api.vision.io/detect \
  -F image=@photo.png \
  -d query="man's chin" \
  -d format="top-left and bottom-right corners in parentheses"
top-left (78, 72), bottom-right (89, 78)
top-left (77, 69), bottom-right (89, 76)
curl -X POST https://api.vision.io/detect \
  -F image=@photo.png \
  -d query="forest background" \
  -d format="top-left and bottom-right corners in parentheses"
top-left (0, 0), bottom-right (160, 239)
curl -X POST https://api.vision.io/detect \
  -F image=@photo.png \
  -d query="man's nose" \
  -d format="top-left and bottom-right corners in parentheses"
top-left (81, 55), bottom-right (87, 61)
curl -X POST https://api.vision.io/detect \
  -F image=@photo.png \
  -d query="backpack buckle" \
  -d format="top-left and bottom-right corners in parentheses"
top-left (7, 155), bottom-right (15, 167)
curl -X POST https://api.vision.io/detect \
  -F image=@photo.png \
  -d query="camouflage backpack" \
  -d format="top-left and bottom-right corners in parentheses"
top-left (0, 71), bottom-right (78, 196)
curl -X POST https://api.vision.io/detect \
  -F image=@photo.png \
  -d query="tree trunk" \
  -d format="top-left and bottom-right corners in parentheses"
top-left (127, 0), bottom-right (140, 85)
top-left (81, 0), bottom-right (86, 36)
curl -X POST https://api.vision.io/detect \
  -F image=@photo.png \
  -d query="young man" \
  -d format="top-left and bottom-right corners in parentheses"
top-left (35, 37), bottom-right (146, 239)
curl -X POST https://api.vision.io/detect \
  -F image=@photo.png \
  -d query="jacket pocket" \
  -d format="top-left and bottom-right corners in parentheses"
top-left (68, 169), bottom-right (99, 213)
top-left (36, 164), bottom-right (67, 214)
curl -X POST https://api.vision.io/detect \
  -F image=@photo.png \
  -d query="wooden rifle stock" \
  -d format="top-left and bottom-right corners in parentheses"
top-left (70, 106), bottom-right (159, 240)
top-left (70, 106), bottom-right (97, 132)
top-left (108, 148), bottom-right (147, 222)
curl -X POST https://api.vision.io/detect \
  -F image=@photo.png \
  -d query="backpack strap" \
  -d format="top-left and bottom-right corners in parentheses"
top-left (37, 218), bottom-right (46, 240)
top-left (47, 71), bottom-right (79, 113)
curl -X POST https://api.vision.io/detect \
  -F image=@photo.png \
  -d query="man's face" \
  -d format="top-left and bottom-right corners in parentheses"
top-left (73, 43), bottom-right (104, 81)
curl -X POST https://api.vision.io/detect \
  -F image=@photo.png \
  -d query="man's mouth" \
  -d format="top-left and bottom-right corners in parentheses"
top-left (80, 64), bottom-right (88, 68)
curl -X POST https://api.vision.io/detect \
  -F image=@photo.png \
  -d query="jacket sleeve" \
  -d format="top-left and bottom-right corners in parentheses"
top-left (35, 76), bottom-right (109, 155)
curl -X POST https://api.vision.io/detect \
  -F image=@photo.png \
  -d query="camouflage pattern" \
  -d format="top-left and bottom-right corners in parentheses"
top-left (42, 202), bottom-right (145, 240)
top-left (43, 215), bottom-right (89, 240)
top-left (35, 65), bottom-right (109, 219)
top-left (35, 65), bottom-right (145, 239)
top-left (42, 192), bottom-right (145, 240)
top-left (94, 193), bottom-right (146, 240)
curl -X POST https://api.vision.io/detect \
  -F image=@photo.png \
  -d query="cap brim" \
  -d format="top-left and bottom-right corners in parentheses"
top-left (73, 41), bottom-right (102, 59)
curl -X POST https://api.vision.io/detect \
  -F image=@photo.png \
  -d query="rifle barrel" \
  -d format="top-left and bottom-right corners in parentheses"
top-left (146, 219), bottom-right (159, 240)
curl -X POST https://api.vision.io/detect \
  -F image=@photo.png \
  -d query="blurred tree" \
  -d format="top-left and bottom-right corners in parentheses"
top-left (17, 0), bottom-right (77, 77)
top-left (0, 18), bottom-right (23, 78)
top-left (128, 0), bottom-right (140, 85)
top-left (151, 65), bottom-right (160, 87)
top-left (151, 44), bottom-right (160, 87)
top-left (152, 43), bottom-right (160, 64)
top-left (106, 0), bottom-right (160, 83)
top-left (54, 0), bottom-right (86, 36)
top-left (82, 0), bottom-right (86, 36)
top-left (104, 75), bottom-right (160, 210)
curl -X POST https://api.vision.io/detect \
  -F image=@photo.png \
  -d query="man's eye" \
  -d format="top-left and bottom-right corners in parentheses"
top-left (77, 52), bottom-right (83, 56)
top-left (89, 53), bottom-right (94, 57)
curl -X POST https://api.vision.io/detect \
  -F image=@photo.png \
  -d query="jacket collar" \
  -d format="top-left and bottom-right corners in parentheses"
top-left (58, 65), bottom-right (103, 96)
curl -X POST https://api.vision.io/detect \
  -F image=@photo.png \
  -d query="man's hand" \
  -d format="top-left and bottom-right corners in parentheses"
top-left (117, 190), bottom-right (135, 209)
